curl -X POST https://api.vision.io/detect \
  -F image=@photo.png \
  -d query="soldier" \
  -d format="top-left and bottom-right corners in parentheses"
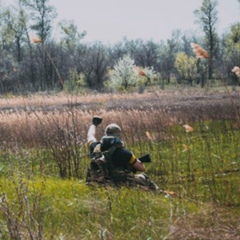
top-left (86, 116), bottom-right (158, 190)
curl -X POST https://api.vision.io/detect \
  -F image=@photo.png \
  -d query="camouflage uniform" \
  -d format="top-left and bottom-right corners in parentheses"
top-left (86, 137), bottom-right (158, 190)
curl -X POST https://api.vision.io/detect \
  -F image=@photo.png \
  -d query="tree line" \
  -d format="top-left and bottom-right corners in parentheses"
top-left (0, 0), bottom-right (239, 94)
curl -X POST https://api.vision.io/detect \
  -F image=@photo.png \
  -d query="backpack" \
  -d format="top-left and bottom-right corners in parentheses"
top-left (86, 138), bottom-right (159, 190)
top-left (86, 143), bottom-right (117, 185)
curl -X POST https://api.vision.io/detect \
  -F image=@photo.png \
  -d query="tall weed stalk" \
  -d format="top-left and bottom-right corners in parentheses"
top-left (0, 174), bottom-right (46, 240)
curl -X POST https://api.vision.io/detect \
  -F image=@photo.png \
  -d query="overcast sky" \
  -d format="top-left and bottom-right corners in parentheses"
top-left (49, 0), bottom-right (239, 44)
top-left (6, 0), bottom-right (240, 43)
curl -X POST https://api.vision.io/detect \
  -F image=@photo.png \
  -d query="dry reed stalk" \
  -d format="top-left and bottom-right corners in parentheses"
top-left (232, 66), bottom-right (240, 77)
top-left (1, 90), bottom-right (239, 147)
top-left (134, 66), bottom-right (147, 77)
top-left (183, 144), bottom-right (189, 152)
top-left (0, 93), bottom-right (101, 108)
top-left (30, 36), bottom-right (42, 44)
top-left (183, 124), bottom-right (194, 132)
top-left (0, 91), bottom-right (183, 109)
top-left (190, 43), bottom-right (209, 59)
top-left (0, 104), bottom-right (233, 148)
top-left (134, 66), bottom-right (161, 100)
top-left (145, 131), bottom-right (153, 141)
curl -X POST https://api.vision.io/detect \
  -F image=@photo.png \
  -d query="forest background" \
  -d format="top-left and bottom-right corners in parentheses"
top-left (0, 0), bottom-right (240, 239)
top-left (0, 0), bottom-right (239, 94)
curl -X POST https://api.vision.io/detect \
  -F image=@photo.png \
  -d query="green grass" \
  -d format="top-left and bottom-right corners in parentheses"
top-left (0, 120), bottom-right (239, 239)
top-left (148, 120), bottom-right (240, 205)
top-left (0, 176), bottom-right (206, 239)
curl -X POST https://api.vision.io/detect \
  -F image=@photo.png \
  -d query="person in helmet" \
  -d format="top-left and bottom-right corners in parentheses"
top-left (86, 116), bottom-right (159, 190)
top-left (87, 117), bottom-right (145, 173)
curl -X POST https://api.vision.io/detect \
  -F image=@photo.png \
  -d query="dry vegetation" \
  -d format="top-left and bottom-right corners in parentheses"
top-left (0, 87), bottom-right (240, 239)
top-left (0, 88), bottom-right (239, 147)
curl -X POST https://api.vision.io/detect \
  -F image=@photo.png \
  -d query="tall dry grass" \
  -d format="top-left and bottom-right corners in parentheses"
top-left (0, 89), bottom-right (239, 179)
top-left (191, 42), bottom-right (209, 59)
top-left (232, 66), bottom-right (240, 77)
top-left (0, 89), bottom-right (240, 239)
top-left (0, 89), bottom-right (239, 148)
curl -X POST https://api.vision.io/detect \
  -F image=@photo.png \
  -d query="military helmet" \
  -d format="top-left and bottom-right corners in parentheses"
top-left (105, 123), bottom-right (121, 137)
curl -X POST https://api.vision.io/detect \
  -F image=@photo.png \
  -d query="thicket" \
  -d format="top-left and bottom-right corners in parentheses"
top-left (0, 0), bottom-right (239, 238)
top-left (0, 89), bottom-right (239, 239)
top-left (0, 0), bottom-right (239, 94)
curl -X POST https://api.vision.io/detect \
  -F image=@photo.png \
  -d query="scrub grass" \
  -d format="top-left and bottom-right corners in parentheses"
top-left (2, 176), bottom-right (238, 240)
top-left (0, 88), bottom-right (239, 239)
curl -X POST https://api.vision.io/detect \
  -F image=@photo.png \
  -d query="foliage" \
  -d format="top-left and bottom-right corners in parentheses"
top-left (108, 54), bottom-right (158, 91)
top-left (174, 52), bottom-right (198, 84)
top-left (0, 91), bottom-right (239, 238)
top-left (0, 0), bottom-right (239, 93)
top-left (21, 0), bottom-right (57, 43)
top-left (194, 0), bottom-right (219, 79)
top-left (59, 20), bottom-right (86, 49)
top-left (64, 68), bottom-right (85, 93)
top-left (0, 118), bottom-right (240, 239)
top-left (108, 54), bottom-right (138, 91)
top-left (225, 23), bottom-right (240, 64)
top-left (222, 23), bottom-right (240, 84)
top-left (81, 43), bottom-right (109, 90)
top-left (157, 32), bottom-right (181, 83)
top-left (139, 66), bottom-right (158, 80)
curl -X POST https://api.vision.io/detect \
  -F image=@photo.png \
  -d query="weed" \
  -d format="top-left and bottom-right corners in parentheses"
top-left (0, 89), bottom-right (239, 239)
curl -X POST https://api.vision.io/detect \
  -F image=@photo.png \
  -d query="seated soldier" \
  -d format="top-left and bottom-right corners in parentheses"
top-left (86, 116), bottom-right (158, 190)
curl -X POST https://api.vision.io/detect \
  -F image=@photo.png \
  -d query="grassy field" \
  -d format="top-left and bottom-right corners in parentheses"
top-left (0, 87), bottom-right (239, 239)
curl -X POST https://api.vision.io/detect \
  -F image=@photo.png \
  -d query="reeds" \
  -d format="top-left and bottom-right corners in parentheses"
top-left (183, 124), bottom-right (194, 132)
top-left (232, 66), bottom-right (240, 77)
top-left (134, 66), bottom-right (146, 77)
top-left (0, 90), bottom-right (240, 239)
top-left (191, 42), bottom-right (209, 59)
top-left (30, 36), bottom-right (42, 44)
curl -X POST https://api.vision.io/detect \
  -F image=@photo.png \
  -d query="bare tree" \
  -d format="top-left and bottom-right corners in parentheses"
top-left (223, 23), bottom-right (240, 85)
top-left (21, 0), bottom-right (56, 43)
top-left (125, 39), bottom-right (159, 69)
top-left (59, 20), bottom-right (87, 74)
top-left (194, 0), bottom-right (219, 79)
top-left (82, 43), bottom-right (109, 90)
top-left (157, 31), bottom-right (181, 84)
top-left (1, 5), bottom-right (28, 62)
top-left (20, 0), bottom-right (59, 90)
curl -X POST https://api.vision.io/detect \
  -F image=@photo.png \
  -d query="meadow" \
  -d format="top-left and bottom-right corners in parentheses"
top-left (0, 87), bottom-right (239, 239)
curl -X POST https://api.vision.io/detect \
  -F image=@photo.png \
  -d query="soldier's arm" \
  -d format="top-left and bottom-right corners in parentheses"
top-left (132, 159), bottom-right (145, 172)
top-left (128, 153), bottom-right (145, 172)
top-left (87, 116), bottom-right (102, 145)
top-left (87, 124), bottom-right (97, 145)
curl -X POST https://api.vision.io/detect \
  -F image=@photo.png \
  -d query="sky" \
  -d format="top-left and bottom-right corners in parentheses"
top-left (49, 0), bottom-right (239, 44)
top-left (6, 0), bottom-right (240, 44)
